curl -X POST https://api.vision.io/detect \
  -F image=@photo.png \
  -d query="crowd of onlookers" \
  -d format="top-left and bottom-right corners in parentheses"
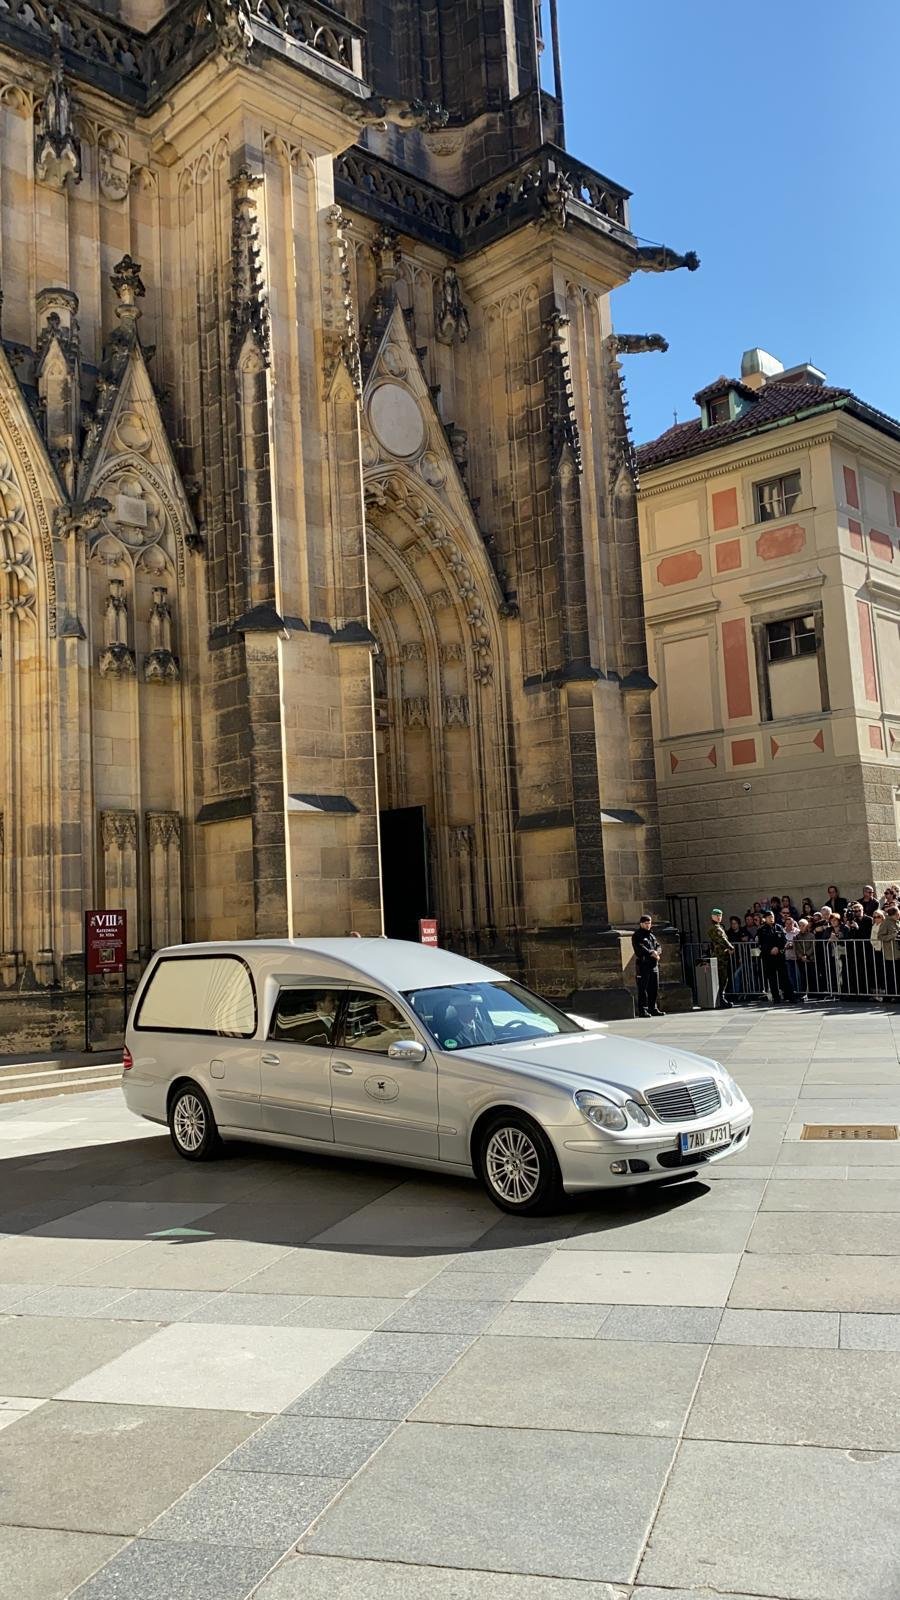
top-left (704, 884), bottom-right (900, 1005)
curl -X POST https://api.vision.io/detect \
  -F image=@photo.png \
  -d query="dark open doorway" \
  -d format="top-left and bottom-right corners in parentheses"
top-left (379, 806), bottom-right (432, 941)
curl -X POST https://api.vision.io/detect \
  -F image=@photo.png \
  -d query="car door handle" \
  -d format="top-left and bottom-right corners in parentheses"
top-left (261, 1053), bottom-right (280, 1066)
top-left (332, 1062), bottom-right (354, 1075)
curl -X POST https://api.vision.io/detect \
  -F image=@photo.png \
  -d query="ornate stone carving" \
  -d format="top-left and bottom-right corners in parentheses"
top-left (110, 254), bottom-right (145, 320)
top-left (419, 452), bottom-right (446, 488)
top-left (634, 245), bottom-right (700, 274)
top-left (208, 0), bottom-right (254, 63)
top-left (98, 128), bottom-right (130, 201)
top-left (99, 578), bottom-right (135, 676)
top-left (449, 823), bottom-right (473, 855)
top-left (54, 499), bottom-right (111, 541)
top-left (144, 585), bottom-right (180, 681)
top-left (545, 310), bottom-right (582, 476)
top-left (34, 54), bottom-right (80, 190)
top-left (352, 96), bottom-right (448, 133)
top-left (229, 167), bottom-right (270, 368)
top-left (383, 586), bottom-right (406, 611)
top-left (443, 694), bottom-right (469, 728)
top-left (609, 333), bottom-right (669, 355)
top-left (440, 641), bottom-right (464, 664)
top-left (100, 810), bottom-right (137, 850)
top-left (371, 227), bottom-right (402, 299)
top-left (323, 204), bottom-right (361, 395)
top-left (147, 811), bottom-right (182, 849)
top-left (403, 696), bottom-right (430, 728)
top-left (537, 166), bottom-right (574, 231)
top-left (427, 588), bottom-right (451, 614)
top-left (401, 641), bottom-right (426, 662)
top-left (435, 268), bottom-right (470, 346)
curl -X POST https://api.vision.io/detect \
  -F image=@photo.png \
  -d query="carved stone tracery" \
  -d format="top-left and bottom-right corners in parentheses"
top-left (229, 167), bottom-right (271, 369)
top-left (34, 53), bottom-right (80, 190)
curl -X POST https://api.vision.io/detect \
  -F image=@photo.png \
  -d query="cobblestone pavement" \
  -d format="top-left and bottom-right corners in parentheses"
top-left (0, 1004), bottom-right (898, 1600)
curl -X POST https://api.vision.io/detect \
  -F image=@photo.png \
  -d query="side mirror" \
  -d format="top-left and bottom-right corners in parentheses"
top-left (388, 1039), bottom-right (427, 1063)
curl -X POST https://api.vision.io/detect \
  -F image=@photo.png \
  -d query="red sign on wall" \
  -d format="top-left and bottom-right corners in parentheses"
top-left (85, 910), bottom-right (127, 975)
top-left (418, 918), bottom-right (439, 947)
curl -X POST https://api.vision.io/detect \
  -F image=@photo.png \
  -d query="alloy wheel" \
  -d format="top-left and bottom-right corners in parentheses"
top-left (484, 1125), bottom-right (541, 1204)
top-left (173, 1093), bottom-right (206, 1153)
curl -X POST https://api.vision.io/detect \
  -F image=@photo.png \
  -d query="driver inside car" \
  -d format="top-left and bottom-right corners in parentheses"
top-left (442, 993), bottom-right (492, 1048)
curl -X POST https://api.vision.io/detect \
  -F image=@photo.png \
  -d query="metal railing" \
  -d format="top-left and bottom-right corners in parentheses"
top-left (681, 939), bottom-right (900, 1005)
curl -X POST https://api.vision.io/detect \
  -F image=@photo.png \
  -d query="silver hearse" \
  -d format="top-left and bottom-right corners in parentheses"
top-left (122, 938), bottom-right (752, 1214)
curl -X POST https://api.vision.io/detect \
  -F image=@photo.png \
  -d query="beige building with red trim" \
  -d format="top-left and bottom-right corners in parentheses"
top-left (635, 349), bottom-right (900, 915)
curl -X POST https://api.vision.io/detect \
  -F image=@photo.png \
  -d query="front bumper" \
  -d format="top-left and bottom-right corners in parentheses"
top-left (553, 1105), bottom-right (754, 1192)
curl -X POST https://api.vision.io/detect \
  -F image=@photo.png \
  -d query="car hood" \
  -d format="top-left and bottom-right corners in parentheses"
top-left (455, 1030), bottom-right (720, 1095)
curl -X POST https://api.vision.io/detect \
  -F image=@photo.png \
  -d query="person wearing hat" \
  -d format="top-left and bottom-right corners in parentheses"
top-left (707, 908), bottom-right (735, 1008)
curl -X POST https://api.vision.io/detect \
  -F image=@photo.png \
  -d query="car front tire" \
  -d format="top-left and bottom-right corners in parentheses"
top-left (476, 1111), bottom-right (562, 1215)
top-left (168, 1083), bottom-right (223, 1162)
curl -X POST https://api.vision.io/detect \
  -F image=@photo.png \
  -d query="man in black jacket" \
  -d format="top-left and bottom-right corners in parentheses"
top-left (757, 910), bottom-right (792, 1004)
top-left (631, 914), bottom-right (663, 1017)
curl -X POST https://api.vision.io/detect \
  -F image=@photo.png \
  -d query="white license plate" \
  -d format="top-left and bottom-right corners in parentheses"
top-left (680, 1123), bottom-right (732, 1153)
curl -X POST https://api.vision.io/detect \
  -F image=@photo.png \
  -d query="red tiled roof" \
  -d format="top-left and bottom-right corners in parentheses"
top-left (636, 382), bottom-right (900, 472)
top-left (693, 375), bottom-right (757, 405)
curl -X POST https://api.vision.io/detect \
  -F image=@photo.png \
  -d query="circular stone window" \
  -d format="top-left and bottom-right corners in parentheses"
top-left (368, 383), bottom-right (426, 459)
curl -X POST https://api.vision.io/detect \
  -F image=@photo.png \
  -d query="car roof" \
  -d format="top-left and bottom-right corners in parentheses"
top-left (155, 937), bottom-right (509, 990)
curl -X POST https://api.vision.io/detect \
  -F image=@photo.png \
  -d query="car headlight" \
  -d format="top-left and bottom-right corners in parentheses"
top-left (574, 1090), bottom-right (628, 1132)
top-left (717, 1072), bottom-right (742, 1107)
top-left (624, 1099), bottom-right (651, 1127)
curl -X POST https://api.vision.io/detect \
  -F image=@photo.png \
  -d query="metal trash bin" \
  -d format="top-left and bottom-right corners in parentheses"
top-left (694, 958), bottom-right (720, 1010)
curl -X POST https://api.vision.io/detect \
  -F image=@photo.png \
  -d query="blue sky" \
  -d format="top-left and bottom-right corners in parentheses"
top-left (559, 0), bottom-right (900, 445)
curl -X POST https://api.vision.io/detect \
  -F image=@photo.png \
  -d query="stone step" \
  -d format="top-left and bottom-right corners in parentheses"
top-left (0, 1059), bottom-right (122, 1104)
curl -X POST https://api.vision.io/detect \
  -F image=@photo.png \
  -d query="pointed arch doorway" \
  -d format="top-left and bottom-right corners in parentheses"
top-left (365, 476), bottom-right (516, 956)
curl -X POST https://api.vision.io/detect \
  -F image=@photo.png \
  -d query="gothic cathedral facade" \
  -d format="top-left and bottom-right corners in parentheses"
top-left (0, 0), bottom-right (696, 1013)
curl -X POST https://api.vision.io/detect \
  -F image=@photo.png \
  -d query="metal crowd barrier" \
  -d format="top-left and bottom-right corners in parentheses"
top-left (680, 939), bottom-right (900, 1004)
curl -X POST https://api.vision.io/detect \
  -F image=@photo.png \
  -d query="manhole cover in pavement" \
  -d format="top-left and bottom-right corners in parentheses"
top-left (801, 1124), bottom-right (898, 1140)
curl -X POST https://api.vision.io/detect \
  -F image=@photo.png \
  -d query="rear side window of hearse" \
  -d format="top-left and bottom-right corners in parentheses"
top-left (135, 954), bottom-right (257, 1037)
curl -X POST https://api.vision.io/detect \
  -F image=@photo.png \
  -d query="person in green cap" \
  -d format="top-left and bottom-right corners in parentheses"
top-left (707, 908), bottom-right (735, 1008)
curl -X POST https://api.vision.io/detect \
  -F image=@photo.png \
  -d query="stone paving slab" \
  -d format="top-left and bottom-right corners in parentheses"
top-left (220, 1415), bottom-right (395, 1478)
top-left (730, 1253), bottom-right (900, 1312)
top-left (143, 1469), bottom-right (345, 1549)
top-left (686, 1343), bottom-right (900, 1448)
top-left (71, 1539), bottom-right (284, 1600)
top-left (748, 1211), bottom-right (900, 1255)
top-left (303, 1421), bottom-right (676, 1583)
top-left (59, 1322), bottom-right (371, 1412)
top-left (0, 1401), bottom-right (260, 1534)
top-left (761, 1178), bottom-right (900, 1210)
top-left (0, 1526), bottom-right (126, 1600)
top-left (716, 1307), bottom-right (841, 1347)
top-left (840, 1312), bottom-right (900, 1349)
top-left (637, 1438), bottom-right (900, 1599)
top-left (254, 1555), bottom-right (632, 1598)
top-left (411, 1335), bottom-right (706, 1436)
top-left (0, 1314), bottom-right (154, 1397)
top-left (516, 1250), bottom-right (742, 1306)
top-left (561, 1209), bottom-right (753, 1253)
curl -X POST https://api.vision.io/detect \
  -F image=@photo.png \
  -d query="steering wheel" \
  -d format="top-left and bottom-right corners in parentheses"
top-left (500, 1019), bottom-right (533, 1036)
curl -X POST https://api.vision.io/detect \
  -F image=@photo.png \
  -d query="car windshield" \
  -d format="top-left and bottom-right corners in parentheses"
top-left (402, 980), bottom-right (582, 1052)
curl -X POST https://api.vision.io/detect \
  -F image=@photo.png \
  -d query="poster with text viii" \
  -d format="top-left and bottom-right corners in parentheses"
top-left (85, 910), bottom-right (127, 976)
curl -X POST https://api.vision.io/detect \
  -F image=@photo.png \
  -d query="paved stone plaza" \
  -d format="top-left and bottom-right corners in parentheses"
top-left (0, 1004), bottom-right (898, 1600)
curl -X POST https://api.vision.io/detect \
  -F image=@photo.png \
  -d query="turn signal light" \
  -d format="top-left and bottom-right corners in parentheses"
top-left (123, 1047), bottom-right (134, 1072)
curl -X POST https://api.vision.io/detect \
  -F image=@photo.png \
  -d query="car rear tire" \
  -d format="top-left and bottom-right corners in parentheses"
top-left (168, 1083), bottom-right (223, 1162)
top-left (476, 1111), bottom-right (562, 1215)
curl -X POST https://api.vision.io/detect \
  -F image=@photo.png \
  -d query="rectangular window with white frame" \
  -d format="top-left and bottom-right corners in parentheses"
top-left (753, 470), bottom-right (802, 524)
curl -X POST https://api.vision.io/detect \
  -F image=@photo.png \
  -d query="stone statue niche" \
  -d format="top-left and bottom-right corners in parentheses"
top-left (98, 578), bottom-right (136, 677)
top-left (143, 585), bottom-right (180, 682)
